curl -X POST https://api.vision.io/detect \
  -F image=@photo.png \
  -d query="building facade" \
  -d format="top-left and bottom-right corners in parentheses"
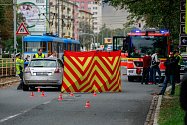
top-left (48, 0), bottom-right (79, 40)
top-left (71, 0), bottom-right (102, 33)
top-left (79, 10), bottom-right (93, 33)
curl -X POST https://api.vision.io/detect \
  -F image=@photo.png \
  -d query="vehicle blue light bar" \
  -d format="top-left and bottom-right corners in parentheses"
top-left (131, 28), bottom-right (141, 33)
top-left (160, 29), bottom-right (169, 33)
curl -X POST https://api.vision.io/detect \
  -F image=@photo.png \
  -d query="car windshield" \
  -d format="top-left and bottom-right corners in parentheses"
top-left (29, 59), bottom-right (57, 67)
top-left (129, 36), bottom-right (167, 58)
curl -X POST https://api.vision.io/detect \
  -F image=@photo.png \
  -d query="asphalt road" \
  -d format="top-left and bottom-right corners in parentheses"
top-left (0, 76), bottom-right (161, 125)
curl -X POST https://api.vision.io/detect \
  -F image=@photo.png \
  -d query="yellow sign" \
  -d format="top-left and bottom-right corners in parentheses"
top-left (104, 38), bottom-right (112, 44)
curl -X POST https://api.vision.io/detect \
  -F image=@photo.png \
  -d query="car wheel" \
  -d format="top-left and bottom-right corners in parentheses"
top-left (23, 84), bottom-right (29, 91)
top-left (30, 86), bottom-right (35, 91)
top-left (128, 76), bottom-right (134, 82)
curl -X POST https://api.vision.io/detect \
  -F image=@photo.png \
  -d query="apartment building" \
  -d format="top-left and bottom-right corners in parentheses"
top-left (48, 0), bottom-right (79, 39)
top-left (79, 10), bottom-right (93, 33)
top-left (71, 0), bottom-right (102, 34)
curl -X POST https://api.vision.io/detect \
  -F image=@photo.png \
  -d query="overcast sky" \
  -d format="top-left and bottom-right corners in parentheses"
top-left (102, 4), bottom-right (129, 29)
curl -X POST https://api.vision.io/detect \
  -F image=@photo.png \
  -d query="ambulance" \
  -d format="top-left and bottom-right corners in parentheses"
top-left (113, 29), bottom-right (171, 82)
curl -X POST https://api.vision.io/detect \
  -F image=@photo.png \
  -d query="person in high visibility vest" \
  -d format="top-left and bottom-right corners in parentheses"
top-left (33, 48), bottom-right (45, 58)
top-left (16, 53), bottom-right (24, 90)
top-left (174, 50), bottom-right (182, 83)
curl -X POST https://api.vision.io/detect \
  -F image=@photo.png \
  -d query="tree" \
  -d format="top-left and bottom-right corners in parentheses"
top-left (79, 21), bottom-right (94, 50)
top-left (102, 0), bottom-right (180, 42)
top-left (96, 24), bottom-right (135, 47)
top-left (0, 0), bottom-right (14, 40)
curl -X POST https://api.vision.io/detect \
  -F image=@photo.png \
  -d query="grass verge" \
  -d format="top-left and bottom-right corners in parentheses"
top-left (158, 85), bottom-right (185, 125)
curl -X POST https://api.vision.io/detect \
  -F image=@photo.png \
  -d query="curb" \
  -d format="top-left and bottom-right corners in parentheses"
top-left (144, 95), bottom-right (159, 125)
top-left (0, 80), bottom-right (20, 87)
top-left (153, 95), bottom-right (162, 125)
top-left (152, 86), bottom-right (172, 125)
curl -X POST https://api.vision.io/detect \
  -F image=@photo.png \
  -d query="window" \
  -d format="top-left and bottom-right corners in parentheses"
top-left (63, 43), bottom-right (67, 50)
top-left (93, 7), bottom-right (97, 10)
top-left (93, 12), bottom-right (97, 15)
top-left (52, 42), bottom-right (58, 52)
top-left (76, 2), bottom-right (79, 5)
top-left (30, 59), bottom-right (57, 67)
top-left (58, 43), bottom-right (64, 53)
top-left (24, 42), bottom-right (47, 52)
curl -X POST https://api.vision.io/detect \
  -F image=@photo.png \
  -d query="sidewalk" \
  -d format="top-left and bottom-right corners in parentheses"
top-left (0, 76), bottom-right (20, 87)
top-left (144, 86), bottom-right (172, 125)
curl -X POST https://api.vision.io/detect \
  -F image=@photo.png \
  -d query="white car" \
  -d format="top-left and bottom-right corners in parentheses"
top-left (23, 58), bottom-right (63, 91)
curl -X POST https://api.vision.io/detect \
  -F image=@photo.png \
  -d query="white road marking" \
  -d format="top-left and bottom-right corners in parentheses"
top-left (43, 100), bottom-right (51, 104)
top-left (0, 113), bottom-right (21, 123)
top-left (0, 100), bottom-right (52, 123)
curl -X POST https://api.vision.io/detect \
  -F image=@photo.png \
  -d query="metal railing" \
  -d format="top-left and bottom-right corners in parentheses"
top-left (0, 58), bottom-right (16, 77)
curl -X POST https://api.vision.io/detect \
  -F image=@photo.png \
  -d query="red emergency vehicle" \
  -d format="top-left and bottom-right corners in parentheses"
top-left (113, 29), bottom-right (171, 82)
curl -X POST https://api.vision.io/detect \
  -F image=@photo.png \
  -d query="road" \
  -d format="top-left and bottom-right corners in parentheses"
top-left (0, 76), bottom-right (161, 125)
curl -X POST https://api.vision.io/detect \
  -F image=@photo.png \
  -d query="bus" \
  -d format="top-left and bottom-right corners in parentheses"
top-left (113, 29), bottom-right (172, 82)
top-left (23, 34), bottom-right (80, 60)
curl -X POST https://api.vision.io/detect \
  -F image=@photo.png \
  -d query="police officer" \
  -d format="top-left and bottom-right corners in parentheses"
top-left (33, 48), bottom-right (45, 58)
top-left (174, 50), bottom-right (182, 83)
top-left (16, 53), bottom-right (24, 90)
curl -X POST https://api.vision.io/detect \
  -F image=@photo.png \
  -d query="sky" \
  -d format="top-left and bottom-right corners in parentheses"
top-left (102, 4), bottom-right (129, 29)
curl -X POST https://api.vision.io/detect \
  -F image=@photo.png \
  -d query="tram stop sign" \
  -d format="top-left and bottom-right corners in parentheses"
top-left (16, 22), bottom-right (29, 35)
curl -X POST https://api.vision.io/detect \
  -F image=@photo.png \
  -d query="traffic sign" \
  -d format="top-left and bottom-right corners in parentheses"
top-left (181, 1), bottom-right (186, 11)
top-left (180, 24), bottom-right (186, 34)
top-left (181, 12), bottom-right (185, 23)
top-left (180, 36), bottom-right (187, 45)
top-left (16, 22), bottom-right (29, 35)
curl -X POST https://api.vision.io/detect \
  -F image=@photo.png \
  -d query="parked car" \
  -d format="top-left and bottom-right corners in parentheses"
top-left (23, 58), bottom-right (64, 91)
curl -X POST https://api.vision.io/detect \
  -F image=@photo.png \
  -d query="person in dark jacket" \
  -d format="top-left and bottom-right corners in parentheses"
top-left (180, 73), bottom-right (187, 125)
top-left (141, 52), bottom-right (152, 84)
top-left (158, 52), bottom-right (177, 95)
top-left (174, 50), bottom-right (182, 83)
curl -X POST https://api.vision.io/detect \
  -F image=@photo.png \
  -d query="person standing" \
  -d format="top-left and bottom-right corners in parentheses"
top-left (141, 52), bottom-right (152, 84)
top-left (16, 53), bottom-right (24, 90)
top-left (158, 52), bottom-right (177, 95)
top-left (48, 51), bottom-right (57, 58)
top-left (33, 48), bottom-right (45, 58)
top-left (180, 73), bottom-right (187, 125)
top-left (150, 50), bottom-right (161, 84)
top-left (174, 50), bottom-right (182, 83)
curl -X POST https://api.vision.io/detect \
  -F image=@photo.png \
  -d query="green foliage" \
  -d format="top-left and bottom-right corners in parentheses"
top-left (103, 0), bottom-right (180, 42)
top-left (79, 21), bottom-right (94, 49)
top-left (2, 53), bottom-right (11, 58)
top-left (1, 36), bottom-right (23, 54)
top-left (158, 86), bottom-right (185, 125)
top-left (96, 24), bottom-right (135, 46)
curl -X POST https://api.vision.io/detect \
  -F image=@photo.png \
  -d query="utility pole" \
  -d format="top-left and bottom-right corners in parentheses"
top-left (13, 0), bottom-right (17, 54)
top-left (58, 0), bottom-right (60, 36)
